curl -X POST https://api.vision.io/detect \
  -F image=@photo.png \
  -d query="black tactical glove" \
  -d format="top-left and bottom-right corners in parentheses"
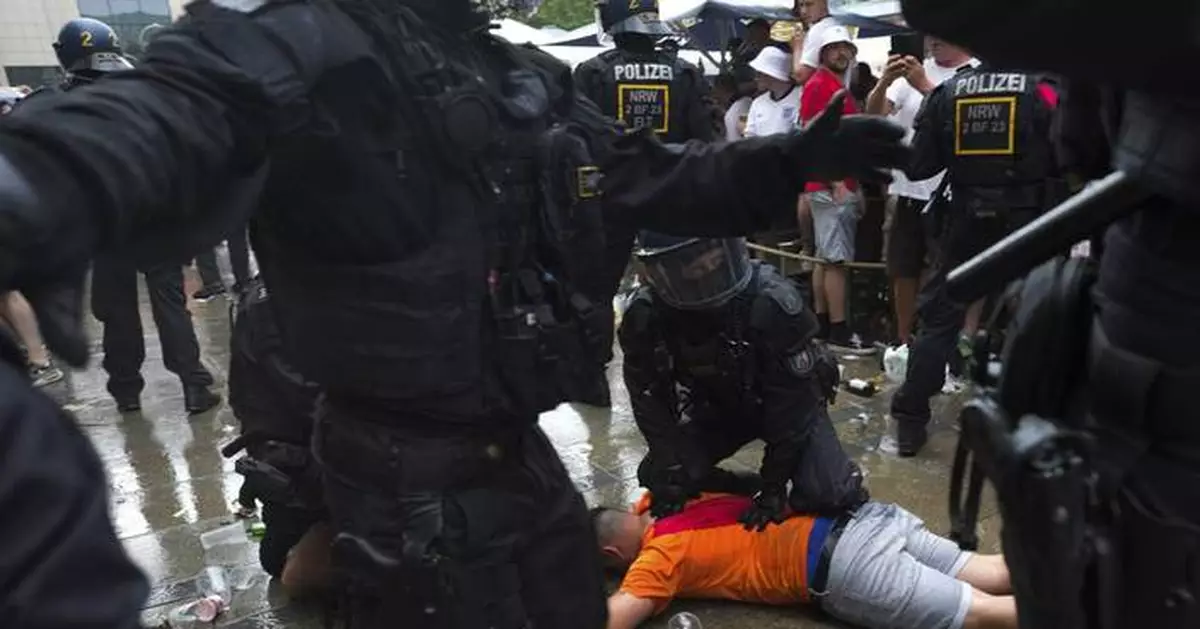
top-left (812, 343), bottom-right (841, 404)
top-left (648, 464), bottom-right (699, 518)
top-left (790, 91), bottom-right (909, 186)
top-left (739, 485), bottom-right (789, 532)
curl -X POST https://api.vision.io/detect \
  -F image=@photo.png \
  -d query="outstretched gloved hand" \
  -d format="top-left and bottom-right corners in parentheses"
top-left (790, 91), bottom-right (910, 186)
top-left (648, 464), bottom-right (700, 518)
top-left (739, 485), bottom-right (789, 532)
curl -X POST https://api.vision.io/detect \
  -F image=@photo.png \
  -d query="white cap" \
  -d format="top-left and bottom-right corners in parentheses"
top-left (748, 47), bottom-right (792, 82)
top-left (819, 25), bottom-right (857, 53)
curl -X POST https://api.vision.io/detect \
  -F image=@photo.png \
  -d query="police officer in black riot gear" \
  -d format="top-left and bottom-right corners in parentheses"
top-left (889, 62), bottom-right (1060, 457)
top-left (220, 278), bottom-right (325, 579)
top-left (621, 234), bottom-right (867, 527)
top-left (0, 328), bottom-right (148, 629)
top-left (573, 0), bottom-right (721, 407)
top-left (27, 18), bottom-right (222, 414)
top-left (0, 0), bottom-right (909, 624)
top-left (576, 0), bottom-right (717, 144)
top-left (893, 2), bottom-right (1200, 628)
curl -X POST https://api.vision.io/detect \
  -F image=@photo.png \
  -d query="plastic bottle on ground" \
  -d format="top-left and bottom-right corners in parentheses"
top-left (882, 344), bottom-right (908, 384)
top-left (668, 611), bottom-right (703, 629)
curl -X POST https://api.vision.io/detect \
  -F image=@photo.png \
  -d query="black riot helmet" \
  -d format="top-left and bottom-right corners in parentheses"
top-left (596, 0), bottom-right (673, 37)
top-left (635, 233), bottom-right (753, 310)
top-left (53, 18), bottom-right (133, 75)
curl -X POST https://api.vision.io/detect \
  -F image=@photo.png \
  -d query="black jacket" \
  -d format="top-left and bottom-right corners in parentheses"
top-left (0, 333), bottom-right (147, 629)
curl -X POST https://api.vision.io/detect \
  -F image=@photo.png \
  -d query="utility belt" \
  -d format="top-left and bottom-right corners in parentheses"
top-left (953, 179), bottom-right (1067, 217)
top-left (488, 264), bottom-right (610, 415)
top-left (313, 409), bottom-right (525, 493)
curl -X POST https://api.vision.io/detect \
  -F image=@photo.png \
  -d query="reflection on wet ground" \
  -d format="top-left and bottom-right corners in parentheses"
top-left (44, 272), bottom-right (999, 628)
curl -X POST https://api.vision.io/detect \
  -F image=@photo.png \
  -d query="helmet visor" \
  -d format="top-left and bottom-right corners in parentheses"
top-left (88, 51), bottom-right (134, 73)
top-left (637, 238), bottom-right (752, 309)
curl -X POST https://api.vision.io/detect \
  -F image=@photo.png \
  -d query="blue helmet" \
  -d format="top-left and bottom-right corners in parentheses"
top-left (53, 17), bottom-right (133, 74)
top-left (596, 0), bottom-right (673, 36)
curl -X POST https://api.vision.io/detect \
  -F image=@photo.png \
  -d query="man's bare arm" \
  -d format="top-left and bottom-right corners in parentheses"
top-left (607, 592), bottom-right (657, 629)
top-left (864, 80), bottom-right (894, 116)
top-left (790, 29), bottom-right (816, 84)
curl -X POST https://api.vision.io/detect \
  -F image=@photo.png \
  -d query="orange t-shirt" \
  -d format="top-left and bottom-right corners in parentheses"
top-left (619, 492), bottom-right (824, 615)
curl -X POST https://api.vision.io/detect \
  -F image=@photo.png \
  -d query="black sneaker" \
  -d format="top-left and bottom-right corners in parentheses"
top-left (191, 284), bottom-right (227, 302)
top-left (828, 328), bottom-right (879, 356)
top-left (185, 388), bottom-right (222, 415)
top-left (896, 420), bottom-right (929, 457)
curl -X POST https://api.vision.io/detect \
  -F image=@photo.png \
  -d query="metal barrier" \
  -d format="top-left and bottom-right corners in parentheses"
top-left (748, 240), bottom-right (893, 344)
top-left (746, 241), bottom-right (887, 272)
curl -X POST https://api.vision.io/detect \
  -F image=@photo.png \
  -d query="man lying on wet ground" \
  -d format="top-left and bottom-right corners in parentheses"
top-left (592, 491), bottom-right (1015, 629)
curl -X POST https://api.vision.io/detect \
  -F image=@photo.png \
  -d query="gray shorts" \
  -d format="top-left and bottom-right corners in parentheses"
top-left (809, 190), bottom-right (858, 263)
top-left (816, 501), bottom-right (973, 629)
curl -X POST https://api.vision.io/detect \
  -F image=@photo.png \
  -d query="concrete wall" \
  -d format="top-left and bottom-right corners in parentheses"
top-left (0, 0), bottom-right (80, 86)
top-left (0, 0), bottom-right (183, 87)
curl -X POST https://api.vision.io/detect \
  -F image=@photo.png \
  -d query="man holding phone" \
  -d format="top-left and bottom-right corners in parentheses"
top-left (866, 37), bottom-right (977, 346)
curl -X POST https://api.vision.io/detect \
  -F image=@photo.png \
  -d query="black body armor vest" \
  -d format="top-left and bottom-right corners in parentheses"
top-left (251, 7), bottom-right (610, 422)
top-left (579, 47), bottom-right (698, 143)
top-left (940, 66), bottom-right (1057, 211)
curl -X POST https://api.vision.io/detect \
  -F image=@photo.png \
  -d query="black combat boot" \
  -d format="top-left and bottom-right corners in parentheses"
top-left (576, 374), bottom-right (612, 408)
top-left (185, 385), bottom-right (222, 415)
top-left (896, 417), bottom-right (929, 457)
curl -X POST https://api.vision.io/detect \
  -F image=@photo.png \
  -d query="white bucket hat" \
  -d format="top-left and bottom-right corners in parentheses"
top-left (748, 46), bottom-right (792, 82)
top-left (819, 25), bottom-right (858, 54)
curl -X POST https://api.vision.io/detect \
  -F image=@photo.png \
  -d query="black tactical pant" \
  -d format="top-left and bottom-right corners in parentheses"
top-left (196, 230), bottom-right (252, 289)
top-left (599, 223), bottom-right (639, 364)
top-left (891, 210), bottom-right (1037, 427)
top-left (90, 254), bottom-right (212, 401)
top-left (316, 406), bottom-right (607, 629)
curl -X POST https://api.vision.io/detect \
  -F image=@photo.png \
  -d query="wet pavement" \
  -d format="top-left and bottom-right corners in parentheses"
top-left (41, 270), bottom-right (1002, 629)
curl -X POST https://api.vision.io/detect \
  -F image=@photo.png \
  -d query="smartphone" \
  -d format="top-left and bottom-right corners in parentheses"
top-left (889, 33), bottom-right (925, 60)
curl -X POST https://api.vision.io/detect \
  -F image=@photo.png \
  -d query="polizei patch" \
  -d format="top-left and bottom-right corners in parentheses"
top-left (613, 63), bottom-right (675, 82)
top-left (954, 96), bottom-right (1016, 156)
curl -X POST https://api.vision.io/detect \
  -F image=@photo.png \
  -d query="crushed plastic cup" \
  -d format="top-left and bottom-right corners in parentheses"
top-left (167, 595), bottom-right (225, 628)
top-left (199, 522), bottom-right (250, 565)
top-left (668, 611), bottom-right (703, 629)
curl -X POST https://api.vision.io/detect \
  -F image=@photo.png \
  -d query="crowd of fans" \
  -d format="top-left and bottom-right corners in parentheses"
top-left (704, 4), bottom-right (979, 357)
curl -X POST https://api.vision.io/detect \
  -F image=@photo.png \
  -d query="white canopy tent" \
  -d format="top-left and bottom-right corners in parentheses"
top-left (661, 0), bottom-right (903, 23)
top-left (537, 45), bottom-right (722, 75)
top-left (660, 0), bottom-right (796, 22)
top-left (489, 18), bottom-right (557, 45)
